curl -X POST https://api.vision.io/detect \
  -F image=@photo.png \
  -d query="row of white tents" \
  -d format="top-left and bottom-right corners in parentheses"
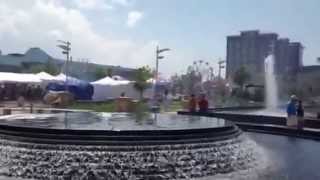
top-left (0, 72), bottom-right (76, 84)
top-left (0, 72), bottom-right (156, 101)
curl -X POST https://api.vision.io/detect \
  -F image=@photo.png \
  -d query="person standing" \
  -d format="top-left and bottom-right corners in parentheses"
top-left (188, 94), bottom-right (197, 112)
top-left (198, 93), bottom-right (209, 113)
top-left (297, 100), bottom-right (304, 130)
top-left (286, 95), bottom-right (298, 127)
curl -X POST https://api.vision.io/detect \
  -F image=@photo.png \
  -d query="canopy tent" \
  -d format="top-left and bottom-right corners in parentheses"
top-left (92, 76), bottom-right (131, 86)
top-left (54, 73), bottom-right (83, 85)
top-left (91, 76), bottom-right (152, 101)
top-left (46, 74), bottom-right (93, 100)
top-left (43, 73), bottom-right (93, 100)
top-left (36, 72), bottom-right (63, 89)
top-left (0, 72), bottom-right (41, 84)
top-left (112, 75), bottom-right (126, 81)
top-left (46, 82), bottom-right (94, 100)
top-left (36, 72), bottom-right (60, 82)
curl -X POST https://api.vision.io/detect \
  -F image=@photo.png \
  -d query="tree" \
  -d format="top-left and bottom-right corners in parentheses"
top-left (24, 59), bottom-right (59, 75)
top-left (106, 68), bottom-right (113, 77)
top-left (94, 67), bottom-right (107, 80)
top-left (170, 74), bottom-right (184, 95)
top-left (233, 66), bottom-right (251, 88)
top-left (182, 66), bottom-right (202, 95)
top-left (28, 65), bottom-right (44, 74)
top-left (43, 59), bottom-right (59, 75)
top-left (134, 66), bottom-right (153, 99)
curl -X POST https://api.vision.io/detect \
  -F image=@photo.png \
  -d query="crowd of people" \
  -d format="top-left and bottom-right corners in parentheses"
top-left (0, 83), bottom-right (44, 101)
top-left (287, 95), bottom-right (304, 129)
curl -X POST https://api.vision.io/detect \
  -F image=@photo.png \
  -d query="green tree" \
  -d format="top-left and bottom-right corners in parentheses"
top-left (24, 59), bottom-right (59, 75)
top-left (106, 68), bottom-right (113, 77)
top-left (182, 66), bottom-right (201, 95)
top-left (233, 66), bottom-right (251, 88)
top-left (134, 66), bottom-right (153, 99)
top-left (94, 67), bottom-right (107, 80)
top-left (28, 65), bottom-right (44, 74)
top-left (43, 59), bottom-right (59, 75)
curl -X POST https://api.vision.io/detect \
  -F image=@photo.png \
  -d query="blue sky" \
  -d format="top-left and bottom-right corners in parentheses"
top-left (0, 0), bottom-right (319, 77)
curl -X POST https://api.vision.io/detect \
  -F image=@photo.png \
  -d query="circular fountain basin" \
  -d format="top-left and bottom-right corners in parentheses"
top-left (0, 112), bottom-right (240, 145)
top-left (0, 111), bottom-right (257, 179)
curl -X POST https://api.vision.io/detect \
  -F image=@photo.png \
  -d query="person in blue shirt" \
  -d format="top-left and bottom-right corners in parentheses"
top-left (286, 95), bottom-right (298, 127)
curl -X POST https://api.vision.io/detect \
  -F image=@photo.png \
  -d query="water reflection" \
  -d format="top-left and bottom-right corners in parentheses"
top-left (0, 112), bottom-right (230, 131)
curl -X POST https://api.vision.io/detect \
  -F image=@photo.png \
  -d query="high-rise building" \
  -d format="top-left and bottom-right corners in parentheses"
top-left (226, 30), bottom-right (303, 84)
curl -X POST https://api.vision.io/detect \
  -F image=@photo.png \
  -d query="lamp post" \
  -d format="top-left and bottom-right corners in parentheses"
top-left (153, 46), bottom-right (170, 104)
top-left (57, 40), bottom-right (71, 89)
top-left (155, 46), bottom-right (170, 81)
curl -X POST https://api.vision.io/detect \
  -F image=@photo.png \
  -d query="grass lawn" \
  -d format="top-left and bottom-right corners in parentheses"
top-left (68, 100), bottom-right (184, 112)
top-left (68, 101), bottom-right (116, 112)
top-left (169, 100), bottom-right (184, 112)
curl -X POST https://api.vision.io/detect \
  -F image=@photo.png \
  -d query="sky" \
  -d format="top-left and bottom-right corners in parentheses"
top-left (0, 0), bottom-right (319, 78)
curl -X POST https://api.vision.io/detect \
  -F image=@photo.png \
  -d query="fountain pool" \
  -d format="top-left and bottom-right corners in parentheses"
top-left (0, 111), bottom-right (259, 179)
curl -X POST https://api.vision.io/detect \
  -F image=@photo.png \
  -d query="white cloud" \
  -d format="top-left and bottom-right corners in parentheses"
top-left (127, 11), bottom-right (143, 28)
top-left (47, 29), bottom-right (64, 39)
top-left (0, 0), bottom-right (154, 69)
top-left (111, 0), bottom-right (129, 6)
top-left (73, 0), bottom-right (113, 10)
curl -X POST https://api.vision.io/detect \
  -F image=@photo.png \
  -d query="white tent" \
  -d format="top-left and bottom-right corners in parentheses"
top-left (112, 75), bottom-right (126, 81)
top-left (0, 72), bottom-right (42, 84)
top-left (54, 73), bottom-right (83, 85)
top-left (91, 76), bottom-right (151, 101)
top-left (92, 76), bottom-right (127, 86)
top-left (36, 72), bottom-right (61, 82)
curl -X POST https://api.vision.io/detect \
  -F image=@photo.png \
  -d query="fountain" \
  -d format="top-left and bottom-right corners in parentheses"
top-left (0, 111), bottom-right (259, 179)
top-left (264, 54), bottom-right (279, 109)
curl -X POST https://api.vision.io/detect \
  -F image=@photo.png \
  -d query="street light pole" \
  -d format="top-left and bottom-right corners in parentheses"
top-left (153, 46), bottom-right (170, 103)
top-left (57, 40), bottom-right (71, 90)
top-left (155, 46), bottom-right (170, 82)
top-left (218, 59), bottom-right (226, 79)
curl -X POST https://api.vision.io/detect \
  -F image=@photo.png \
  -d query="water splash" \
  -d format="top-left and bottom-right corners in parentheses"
top-left (0, 135), bottom-right (258, 179)
top-left (264, 54), bottom-right (279, 109)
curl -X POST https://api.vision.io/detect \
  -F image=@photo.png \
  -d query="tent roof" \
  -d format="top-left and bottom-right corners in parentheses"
top-left (112, 75), bottom-right (127, 81)
top-left (51, 73), bottom-right (89, 85)
top-left (92, 76), bottom-right (130, 85)
top-left (36, 72), bottom-right (58, 81)
top-left (0, 72), bottom-right (42, 83)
